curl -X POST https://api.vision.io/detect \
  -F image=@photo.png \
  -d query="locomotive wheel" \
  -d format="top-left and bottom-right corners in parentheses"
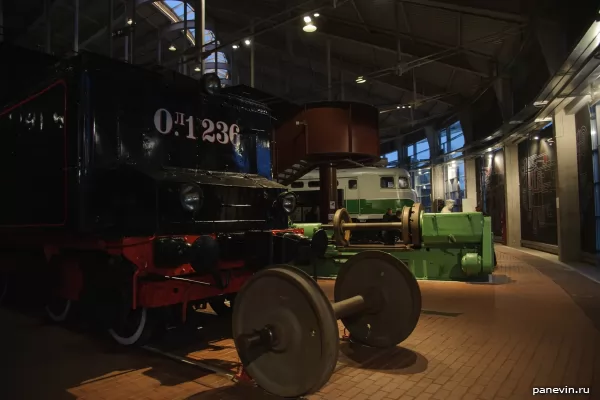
top-left (209, 295), bottom-right (235, 316)
top-left (233, 265), bottom-right (339, 398)
top-left (45, 297), bottom-right (73, 323)
top-left (108, 307), bottom-right (154, 346)
top-left (334, 251), bottom-right (421, 348)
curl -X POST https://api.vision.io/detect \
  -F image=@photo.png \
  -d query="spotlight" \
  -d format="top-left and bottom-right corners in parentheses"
top-left (402, 105), bottom-right (406, 108)
top-left (168, 44), bottom-right (177, 51)
top-left (304, 16), bottom-right (312, 23)
top-left (303, 23), bottom-right (317, 33)
top-left (396, 106), bottom-right (400, 109)
top-left (314, 13), bottom-right (320, 17)
top-left (356, 76), bottom-right (366, 83)
top-left (533, 136), bottom-right (539, 140)
top-left (244, 39), bottom-right (251, 46)
top-left (195, 66), bottom-right (201, 72)
top-left (232, 44), bottom-right (239, 49)
top-left (127, 18), bottom-right (133, 25)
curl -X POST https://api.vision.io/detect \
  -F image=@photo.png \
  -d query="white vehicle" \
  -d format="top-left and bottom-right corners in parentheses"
top-left (288, 166), bottom-right (418, 222)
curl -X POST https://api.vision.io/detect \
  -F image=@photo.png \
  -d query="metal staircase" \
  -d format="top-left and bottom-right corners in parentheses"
top-left (275, 160), bottom-right (316, 186)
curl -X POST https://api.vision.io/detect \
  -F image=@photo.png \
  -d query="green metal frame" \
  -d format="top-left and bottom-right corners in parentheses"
top-left (291, 212), bottom-right (495, 281)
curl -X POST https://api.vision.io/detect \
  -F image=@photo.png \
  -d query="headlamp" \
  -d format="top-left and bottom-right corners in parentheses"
top-left (180, 184), bottom-right (204, 212)
top-left (279, 192), bottom-right (297, 214)
top-left (200, 72), bottom-right (222, 95)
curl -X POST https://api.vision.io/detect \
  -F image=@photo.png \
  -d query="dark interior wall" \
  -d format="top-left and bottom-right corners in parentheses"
top-left (575, 106), bottom-right (596, 254)
top-left (510, 36), bottom-right (550, 113)
top-left (518, 125), bottom-right (558, 245)
top-left (477, 150), bottom-right (506, 241)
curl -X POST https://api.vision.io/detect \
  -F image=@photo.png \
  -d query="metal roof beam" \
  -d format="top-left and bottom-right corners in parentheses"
top-left (398, 0), bottom-right (528, 24)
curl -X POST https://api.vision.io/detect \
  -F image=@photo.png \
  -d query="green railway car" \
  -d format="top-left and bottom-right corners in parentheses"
top-left (288, 166), bottom-right (418, 223)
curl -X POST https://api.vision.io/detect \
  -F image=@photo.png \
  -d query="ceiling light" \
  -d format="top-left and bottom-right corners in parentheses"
top-left (533, 136), bottom-right (539, 140)
top-left (402, 105), bottom-right (406, 108)
top-left (407, 105), bottom-right (412, 108)
top-left (356, 76), bottom-right (366, 83)
top-left (314, 13), bottom-right (320, 17)
top-left (127, 18), bottom-right (133, 25)
top-left (303, 23), bottom-right (317, 33)
top-left (533, 100), bottom-right (549, 107)
top-left (244, 39), bottom-right (251, 46)
top-left (195, 66), bottom-right (201, 72)
top-left (168, 44), bottom-right (177, 51)
top-left (304, 16), bottom-right (312, 23)
top-left (396, 106), bottom-right (400, 109)
top-left (232, 44), bottom-right (239, 49)
top-left (487, 148), bottom-right (492, 152)
top-left (535, 117), bottom-right (552, 122)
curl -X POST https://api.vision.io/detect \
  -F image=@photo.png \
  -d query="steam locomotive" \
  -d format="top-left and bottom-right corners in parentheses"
top-left (0, 49), bottom-right (309, 345)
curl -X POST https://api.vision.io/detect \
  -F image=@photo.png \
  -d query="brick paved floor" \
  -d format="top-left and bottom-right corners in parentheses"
top-left (0, 245), bottom-right (598, 400)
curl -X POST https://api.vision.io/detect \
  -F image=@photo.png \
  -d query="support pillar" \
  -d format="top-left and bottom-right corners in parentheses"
top-left (108, 0), bottom-right (113, 57)
top-left (319, 164), bottom-right (338, 223)
top-left (44, 0), bottom-right (52, 53)
top-left (195, 0), bottom-right (205, 75)
top-left (250, 22), bottom-right (255, 88)
top-left (326, 39), bottom-right (332, 101)
top-left (554, 109), bottom-right (582, 262)
top-left (73, 0), bottom-right (79, 53)
top-left (0, 0), bottom-right (3, 44)
top-left (464, 159), bottom-right (477, 211)
top-left (503, 144), bottom-right (521, 248)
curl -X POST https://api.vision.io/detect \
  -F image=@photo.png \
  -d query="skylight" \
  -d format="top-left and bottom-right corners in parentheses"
top-left (154, 0), bottom-right (230, 83)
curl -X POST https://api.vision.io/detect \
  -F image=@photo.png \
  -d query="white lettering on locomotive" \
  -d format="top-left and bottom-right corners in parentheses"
top-left (154, 108), bottom-right (240, 146)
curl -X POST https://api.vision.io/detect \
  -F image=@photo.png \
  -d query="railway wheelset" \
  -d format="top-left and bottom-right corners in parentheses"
top-left (233, 250), bottom-right (421, 397)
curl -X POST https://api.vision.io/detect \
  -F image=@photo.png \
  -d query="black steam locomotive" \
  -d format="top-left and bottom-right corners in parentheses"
top-left (0, 48), bottom-right (309, 345)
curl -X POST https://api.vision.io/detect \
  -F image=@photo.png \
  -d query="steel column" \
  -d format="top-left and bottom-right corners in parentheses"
top-left (196, 0), bottom-right (205, 75)
top-left (0, 0), bottom-right (4, 43)
top-left (319, 164), bottom-right (338, 224)
top-left (45, 0), bottom-right (52, 53)
top-left (73, 0), bottom-right (79, 53)
top-left (108, 0), bottom-right (113, 57)
top-left (250, 21), bottom-right (255, 88)
top-left (327, 39), bottom-right (332, 101)
top-left (129, 0), bottom-right (135, 63)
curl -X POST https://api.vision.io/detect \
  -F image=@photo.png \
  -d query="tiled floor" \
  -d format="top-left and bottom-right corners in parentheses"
top-left (0, 245), bottom-right (599, 400)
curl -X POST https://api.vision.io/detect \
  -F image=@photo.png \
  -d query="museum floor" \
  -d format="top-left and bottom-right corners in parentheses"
top-left (0, 245), bottom-right (598, 400)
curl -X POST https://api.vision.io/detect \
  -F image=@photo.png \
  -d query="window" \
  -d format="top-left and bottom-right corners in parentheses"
top-left (398, 177), bottom-right (409, 189)
top-left (380, 177), bottom-right (395, 188)
top-left (348, 179), bottom-right (358, 189)
top-left (439, 121), bottom-right (465, 156)
top-left (410, 168), bottom-right (432, 212)
top-left (384, 151), bottom-right (398, 167)
top-left (154, 1), bottom-right (230, 85)
top-left (404, 138), bottom-right (430, 169)
top-left (444, 160), bottom-right (466, 211)
top-left (291, 182), bottom-right (304, 188)
top-left (308, 181), bottom-right (320, 188)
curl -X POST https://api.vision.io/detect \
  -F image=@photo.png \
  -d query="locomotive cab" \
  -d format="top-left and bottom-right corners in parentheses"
top-left (0, 50), bottom-right (306, 344)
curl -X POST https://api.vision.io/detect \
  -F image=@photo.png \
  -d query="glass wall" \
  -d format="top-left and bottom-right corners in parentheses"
top-left (411, 168), bottom-right (432, 212)
top-left (438, 121), bottom-right (466, 210)
top-left (590, 106), bottom-right (600, 251)
top-left (405, 138), bottom-right (430, 169)
top-left (384, 150), bottom-right (399, 167)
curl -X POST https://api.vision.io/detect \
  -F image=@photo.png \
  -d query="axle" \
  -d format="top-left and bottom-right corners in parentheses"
top-left (241, 294), bottom-right (369, 349)
top-left (322, 222), bottom-right (403, 231)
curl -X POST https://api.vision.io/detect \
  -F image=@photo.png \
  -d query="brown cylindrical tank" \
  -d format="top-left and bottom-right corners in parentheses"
top-left (274, 102), bottom-right (380, 177)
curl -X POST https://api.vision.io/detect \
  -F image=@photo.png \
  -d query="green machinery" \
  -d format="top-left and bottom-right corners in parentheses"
top-left (291, 203), bottom-right (495, 281)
